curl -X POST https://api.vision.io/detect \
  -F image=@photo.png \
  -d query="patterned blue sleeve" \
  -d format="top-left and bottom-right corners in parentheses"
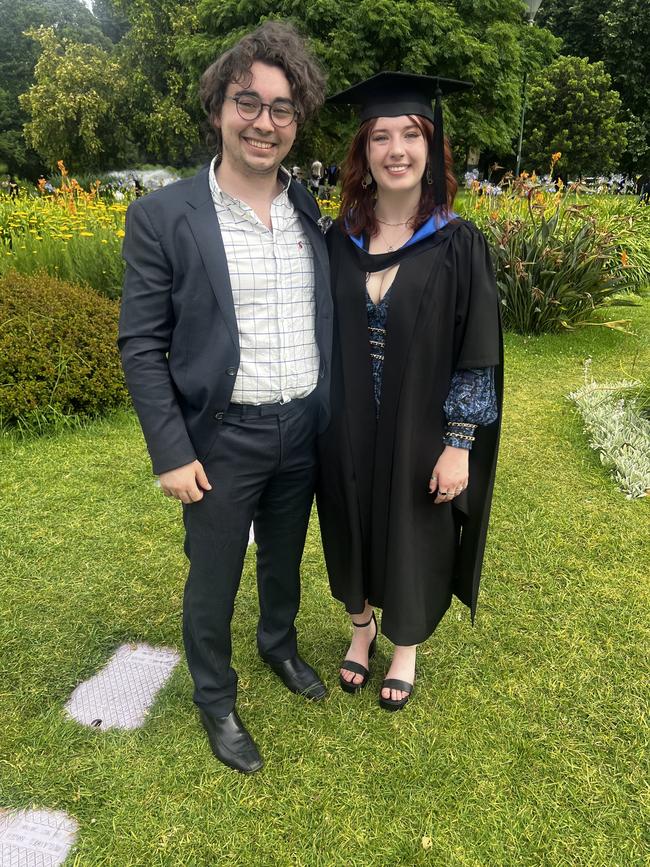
top-left (442, 367), bottom-right (498, 450)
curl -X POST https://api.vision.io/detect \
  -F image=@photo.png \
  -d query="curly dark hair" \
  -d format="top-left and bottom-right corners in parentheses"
top-left (199, 21), bottom-right (326, 149)
top-left (339, 116), bottom-right (458, 238)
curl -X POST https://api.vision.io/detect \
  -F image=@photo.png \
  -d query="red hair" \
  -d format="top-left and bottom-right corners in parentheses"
top-left (338, 116), bottom-right (458, 238)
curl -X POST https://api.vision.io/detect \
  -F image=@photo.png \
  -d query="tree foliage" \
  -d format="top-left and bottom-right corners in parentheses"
top-left (107, 0), bottom-right (202, 164)
top-left (538, 0), bottom-right (650, 175)
top-left (16, 0), bottom-right (564, 173)
top-left (523, 55), bottom-right (627, 177)
top-left (177, 0), bottom-right (559, 165)
top-left (91, 0), bottom-right (130, 44)
top-left (20, 27), bottom-right (136, 171)
top-left (0, 0), bottom-right (109, 174)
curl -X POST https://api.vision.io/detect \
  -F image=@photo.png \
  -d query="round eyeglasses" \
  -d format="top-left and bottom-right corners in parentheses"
top-left (225, 95), bottom-right (299, 127)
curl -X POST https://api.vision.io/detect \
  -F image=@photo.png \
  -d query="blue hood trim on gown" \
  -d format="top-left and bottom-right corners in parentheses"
top-left (349, 211), bottom-right (456, 250)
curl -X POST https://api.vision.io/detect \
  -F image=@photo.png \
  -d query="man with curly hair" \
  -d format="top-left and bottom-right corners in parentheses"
top-left (118, 22), bottom-right (331, 774)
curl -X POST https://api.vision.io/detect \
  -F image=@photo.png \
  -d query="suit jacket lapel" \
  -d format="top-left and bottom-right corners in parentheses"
top-left (184, 167), bottom-right (239, 351)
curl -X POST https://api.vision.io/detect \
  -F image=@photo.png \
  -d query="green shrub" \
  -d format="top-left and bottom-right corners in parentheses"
top-left (593, 199), bottom-right (650, 291)
top-left (486, 207), bottom-right (630, 334)
top-left (0, 270), bottom-right (129, 430)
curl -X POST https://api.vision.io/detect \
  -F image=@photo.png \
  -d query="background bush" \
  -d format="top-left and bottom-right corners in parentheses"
top-left (486, 207), bottom-right (629, 334)
top-left (0, 270), bottom-right (129, 429)
top-left (456, 174), bottom-right (649, 334)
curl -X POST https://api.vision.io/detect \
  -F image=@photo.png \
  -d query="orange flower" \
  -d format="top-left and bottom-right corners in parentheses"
top-left (621, 250), bottom-right (629, 267)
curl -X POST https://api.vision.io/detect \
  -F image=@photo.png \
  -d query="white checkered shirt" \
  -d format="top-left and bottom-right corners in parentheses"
top-left (208, 157), bottom-right (319, 405)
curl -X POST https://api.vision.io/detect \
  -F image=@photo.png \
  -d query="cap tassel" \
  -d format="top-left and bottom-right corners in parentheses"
top-left (432, 86), bottom-right (447, 208)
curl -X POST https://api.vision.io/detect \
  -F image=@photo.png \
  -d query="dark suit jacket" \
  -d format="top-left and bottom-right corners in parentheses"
top-left (118, 164), bottom-right (333, 475)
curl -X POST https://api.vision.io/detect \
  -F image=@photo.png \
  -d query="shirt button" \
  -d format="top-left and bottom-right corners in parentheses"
top-left (214, 412), bottom-right (224, 420)
top-left (226, 367), bottom-right (236, 376)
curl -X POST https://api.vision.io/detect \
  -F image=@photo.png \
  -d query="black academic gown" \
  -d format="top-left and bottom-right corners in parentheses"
top-left (316, 218), bottom-right (503, 646)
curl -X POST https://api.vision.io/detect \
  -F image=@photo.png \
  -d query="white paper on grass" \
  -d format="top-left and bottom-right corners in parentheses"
top-left (0, 808), bottom-right (78, 867)
top-left (64, 643), bottom-right (179, 731)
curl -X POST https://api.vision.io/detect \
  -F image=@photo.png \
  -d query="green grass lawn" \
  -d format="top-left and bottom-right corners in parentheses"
top-left (1, 301), bottom-right (649, 866)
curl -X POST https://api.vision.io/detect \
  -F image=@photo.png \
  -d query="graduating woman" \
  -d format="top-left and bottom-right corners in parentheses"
top-left (317, 73), bottom-right (503, 710)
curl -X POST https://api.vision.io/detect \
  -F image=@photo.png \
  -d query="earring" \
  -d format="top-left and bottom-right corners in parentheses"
top-left (361, 170), bottom-right (373, 189)
top-left (426, 164), bottom-right (433, 185)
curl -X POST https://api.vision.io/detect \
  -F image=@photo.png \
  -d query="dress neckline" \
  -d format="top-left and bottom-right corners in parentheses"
top-left (366, 281), bottom-right (394, 308)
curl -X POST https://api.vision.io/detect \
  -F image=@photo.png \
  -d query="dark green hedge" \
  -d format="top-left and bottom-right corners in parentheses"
top-left (0, 270), bottom-right (129, 428)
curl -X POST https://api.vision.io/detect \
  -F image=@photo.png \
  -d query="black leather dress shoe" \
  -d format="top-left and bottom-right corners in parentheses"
top-left (261, 653), bottom-right (327, 700)
top-left (199, 709), bottom-right (263, 774)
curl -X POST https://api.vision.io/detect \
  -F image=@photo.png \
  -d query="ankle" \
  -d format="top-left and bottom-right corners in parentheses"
top-left (389, 644), bottom-right (417, 667)
top-left (351, 606), bottom-right (374, 628)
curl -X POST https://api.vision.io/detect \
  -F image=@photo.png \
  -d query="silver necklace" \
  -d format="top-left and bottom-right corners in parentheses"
top-left (377, 224), bottom-right (412, 253)
top-left (376, 217), bottom-right (412, 227)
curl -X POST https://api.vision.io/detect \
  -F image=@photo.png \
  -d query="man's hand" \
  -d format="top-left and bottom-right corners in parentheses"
top-left (158, 460), bottom-right (212, 504)
top-left (429, 446), bottom-right (469, 504)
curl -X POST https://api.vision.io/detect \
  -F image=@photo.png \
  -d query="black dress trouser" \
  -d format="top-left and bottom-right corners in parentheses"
top-left (182, 396), bottom-right (318, 717)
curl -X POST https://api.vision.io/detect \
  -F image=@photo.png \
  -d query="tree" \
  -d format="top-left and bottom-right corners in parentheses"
top-left (537, 0), bottom-right (650, 175)
top-left (91, 0), bottom-right (130, 44)
top-left (523, 55), bottom-right (627, 177)
top-left (0, 0), bottom-right (110, 175)
top-left (176, 0), bottom-right (559, 166)
top-left (20, 27), bottom-right (136, 170)
top-left (106, 0), bottom-right (203, 164)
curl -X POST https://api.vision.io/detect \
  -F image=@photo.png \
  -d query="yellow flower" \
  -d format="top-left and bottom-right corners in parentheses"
top-left (79, 231), bottom-right (94, 237)
top-left (116, 229), bottom-right (125, 238)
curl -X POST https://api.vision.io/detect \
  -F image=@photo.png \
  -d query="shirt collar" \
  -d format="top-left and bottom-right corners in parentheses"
top-left (209, 156), bottom-right (292, 208)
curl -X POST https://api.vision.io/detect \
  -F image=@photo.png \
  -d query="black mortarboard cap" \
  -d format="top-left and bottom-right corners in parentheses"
top-left (328, 72), bottom-right (472, 207)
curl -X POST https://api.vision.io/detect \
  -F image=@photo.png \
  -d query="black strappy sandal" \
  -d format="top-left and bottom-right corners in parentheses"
top-left (339, 611), bottom-right (378, 694)
top-left (378, 678), bottom-right (414, 711)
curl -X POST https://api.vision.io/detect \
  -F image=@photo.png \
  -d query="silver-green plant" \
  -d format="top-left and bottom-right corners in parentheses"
top-left (568, 359), bottom-right (650, 499)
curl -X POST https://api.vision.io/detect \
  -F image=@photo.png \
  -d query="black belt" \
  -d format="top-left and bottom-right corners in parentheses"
top-left (226, 393), bottom-right (313, 418)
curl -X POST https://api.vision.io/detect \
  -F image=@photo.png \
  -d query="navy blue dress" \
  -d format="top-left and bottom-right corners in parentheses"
top-left (366, 283), bottom-right (497, 448)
